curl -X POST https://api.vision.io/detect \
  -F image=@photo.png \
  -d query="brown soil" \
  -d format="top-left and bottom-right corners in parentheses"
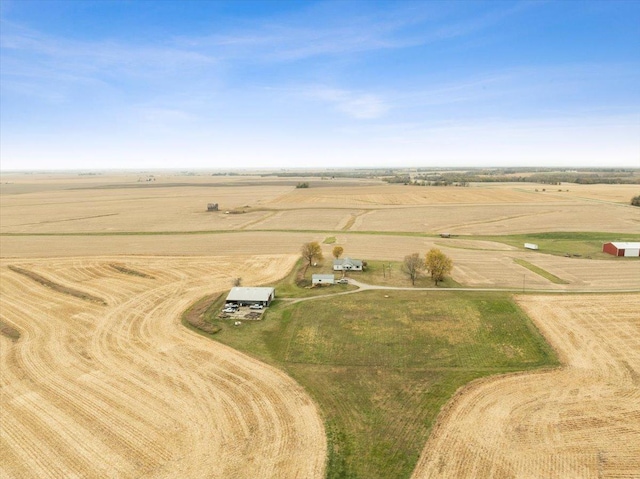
top-left (182, 293), bottom-right (222, 334)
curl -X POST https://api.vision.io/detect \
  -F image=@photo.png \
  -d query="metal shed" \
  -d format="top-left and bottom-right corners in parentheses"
top-left (312, 274), bottom-right (335, 285)
top-left (225, 287), bottom-right (275, 306)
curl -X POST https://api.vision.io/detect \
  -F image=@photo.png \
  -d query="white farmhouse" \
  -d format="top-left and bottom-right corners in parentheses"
top-left (333, 258), bottom-right (363, 271)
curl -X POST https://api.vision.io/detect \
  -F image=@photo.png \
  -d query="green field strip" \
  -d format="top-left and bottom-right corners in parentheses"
top-left (513, 259), bottom-right (569, 284)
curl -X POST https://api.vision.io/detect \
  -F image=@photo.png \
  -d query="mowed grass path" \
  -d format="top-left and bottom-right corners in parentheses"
top-left (211, 290), bottom-right (558, 478)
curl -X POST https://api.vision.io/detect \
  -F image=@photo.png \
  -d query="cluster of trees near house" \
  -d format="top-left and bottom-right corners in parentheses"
top-left (402, 249), bottom-right (453, 286)
top-left (632, 195), bottom-right (640, 207)
top-left (300, 241), bottom-right (453, 286)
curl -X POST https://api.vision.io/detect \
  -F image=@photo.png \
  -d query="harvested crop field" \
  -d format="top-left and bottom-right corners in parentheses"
top-left (351, 203), bottom-right (640, 235)
top-left (411, 294), bottom-right (640, 479)
top-left (0, 255), bottom-right (326, 479)
top-left (2, 173), bottom-right (640, 478)
top-left (0, 231), bottom-right (321, 258)
top-left (3, 176), bottom-right (638, 236)
top-left (266, 184), bottom-right (565, 207)
top-left (0, 183), bottom-right (289, 234)
top-left (3, 232), bottom-right (639, 292)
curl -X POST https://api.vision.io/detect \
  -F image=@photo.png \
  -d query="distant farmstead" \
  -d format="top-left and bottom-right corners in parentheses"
top-left (225, 287), bottom-right (275, 307)
top-left (333, 258), bottom-right (363, 271)
top-left (602, 242), bottom-right (640, 257)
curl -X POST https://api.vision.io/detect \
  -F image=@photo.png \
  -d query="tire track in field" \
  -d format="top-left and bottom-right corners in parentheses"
top-left (410, 294), bottom-right (640, 479)
top-left (0, 256), bottom-right (326, 479)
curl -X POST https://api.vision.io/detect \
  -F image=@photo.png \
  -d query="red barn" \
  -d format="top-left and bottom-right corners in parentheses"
top-left (602, 242), bottom-right (640, 257)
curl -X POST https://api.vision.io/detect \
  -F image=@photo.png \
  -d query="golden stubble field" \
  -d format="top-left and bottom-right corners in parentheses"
top-left (3, 233), bottom-right (639, 291)
top-left (0, 255), bottom-right (326, 479)
top-left (411, 294), bottom-right (640, 479)
top-left (2, 173), bottom-right (638, 235)
top-left (2, 173), bottom-right (639, 291)
top-left (1, 172), bottom-right (639, 478)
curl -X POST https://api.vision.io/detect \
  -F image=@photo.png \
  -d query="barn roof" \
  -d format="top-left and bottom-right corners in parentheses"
top-left (608, 242), bottom-right (640, 249)
top-left (226, 287), bottom-right (274, 302)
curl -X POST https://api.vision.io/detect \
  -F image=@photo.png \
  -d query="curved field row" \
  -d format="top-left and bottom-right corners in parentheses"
top-left (0, 255), bottom-right (326, 479)
top-left (411, 294), bottom-right (640, 479)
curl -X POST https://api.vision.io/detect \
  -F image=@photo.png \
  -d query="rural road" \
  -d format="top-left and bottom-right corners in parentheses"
top-left (281, 278), bottom-right (640, 304)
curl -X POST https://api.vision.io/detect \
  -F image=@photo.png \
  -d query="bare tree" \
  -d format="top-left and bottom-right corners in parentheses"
top-left (425, 248), bottom-right (453, 286)
top-left (332, 246), bottom-right (344, 259)
top-left (232, 277), bottom-right (242, 287)
top-left (402, 253), bottom-right (425, 286)
top-left (301, 241), bottom-right (323, 270)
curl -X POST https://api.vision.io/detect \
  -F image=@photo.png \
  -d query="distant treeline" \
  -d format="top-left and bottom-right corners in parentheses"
top-left (383, 168), bottom-right (640, 186)
top-left (263, 170), bottom-right (394, 179)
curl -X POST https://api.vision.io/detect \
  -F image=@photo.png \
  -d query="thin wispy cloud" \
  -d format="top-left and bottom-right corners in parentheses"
top-left (1, 19), bottom-right (216, 84)
top-left (172, 1), bottom-right (532, 63)
top-left (304, 86), bottom-right (389, 120)
top-left (1, 0), bottom-right (638, 170)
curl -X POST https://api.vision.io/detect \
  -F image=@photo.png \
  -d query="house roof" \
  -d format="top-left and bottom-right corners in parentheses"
top-left (226, 287), bottom-right (275, 302)
top-left (608, 242), bottom-right (640, 249)
top-left (333, 257), bottom-right (363, 267)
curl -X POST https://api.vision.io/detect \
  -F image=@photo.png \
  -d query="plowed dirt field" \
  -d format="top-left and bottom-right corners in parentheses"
top-left (0, 255), bottom-right (326, 479)
top-left (411, 294), bottom-right (640, 479)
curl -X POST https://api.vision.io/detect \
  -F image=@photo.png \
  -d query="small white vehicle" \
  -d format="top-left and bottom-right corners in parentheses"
top-left (336, 278), bottom-right (348, 284)
top-left (223, 307), bottom-right (237, 313)
top-left (249, 304), bottom-right (264, 310)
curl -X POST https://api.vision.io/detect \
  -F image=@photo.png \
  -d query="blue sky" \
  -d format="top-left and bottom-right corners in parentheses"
top-left (1, 0), bottom-right (639, 170)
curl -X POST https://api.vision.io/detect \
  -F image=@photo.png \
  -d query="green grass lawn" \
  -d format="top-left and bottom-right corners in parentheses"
top-left (354, 260), bottom-right (461, 288)
top-left (208, 289), bottom-right (558, 479)
top-left (268, 259), bottom-right (358, 298)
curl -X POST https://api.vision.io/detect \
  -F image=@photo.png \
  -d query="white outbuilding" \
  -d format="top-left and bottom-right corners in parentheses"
top-left (312, 274), bottom-right (335, 285)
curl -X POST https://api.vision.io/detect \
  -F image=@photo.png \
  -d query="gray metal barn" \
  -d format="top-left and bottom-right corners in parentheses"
top-left (225, 287), bottom-right (275, 307)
